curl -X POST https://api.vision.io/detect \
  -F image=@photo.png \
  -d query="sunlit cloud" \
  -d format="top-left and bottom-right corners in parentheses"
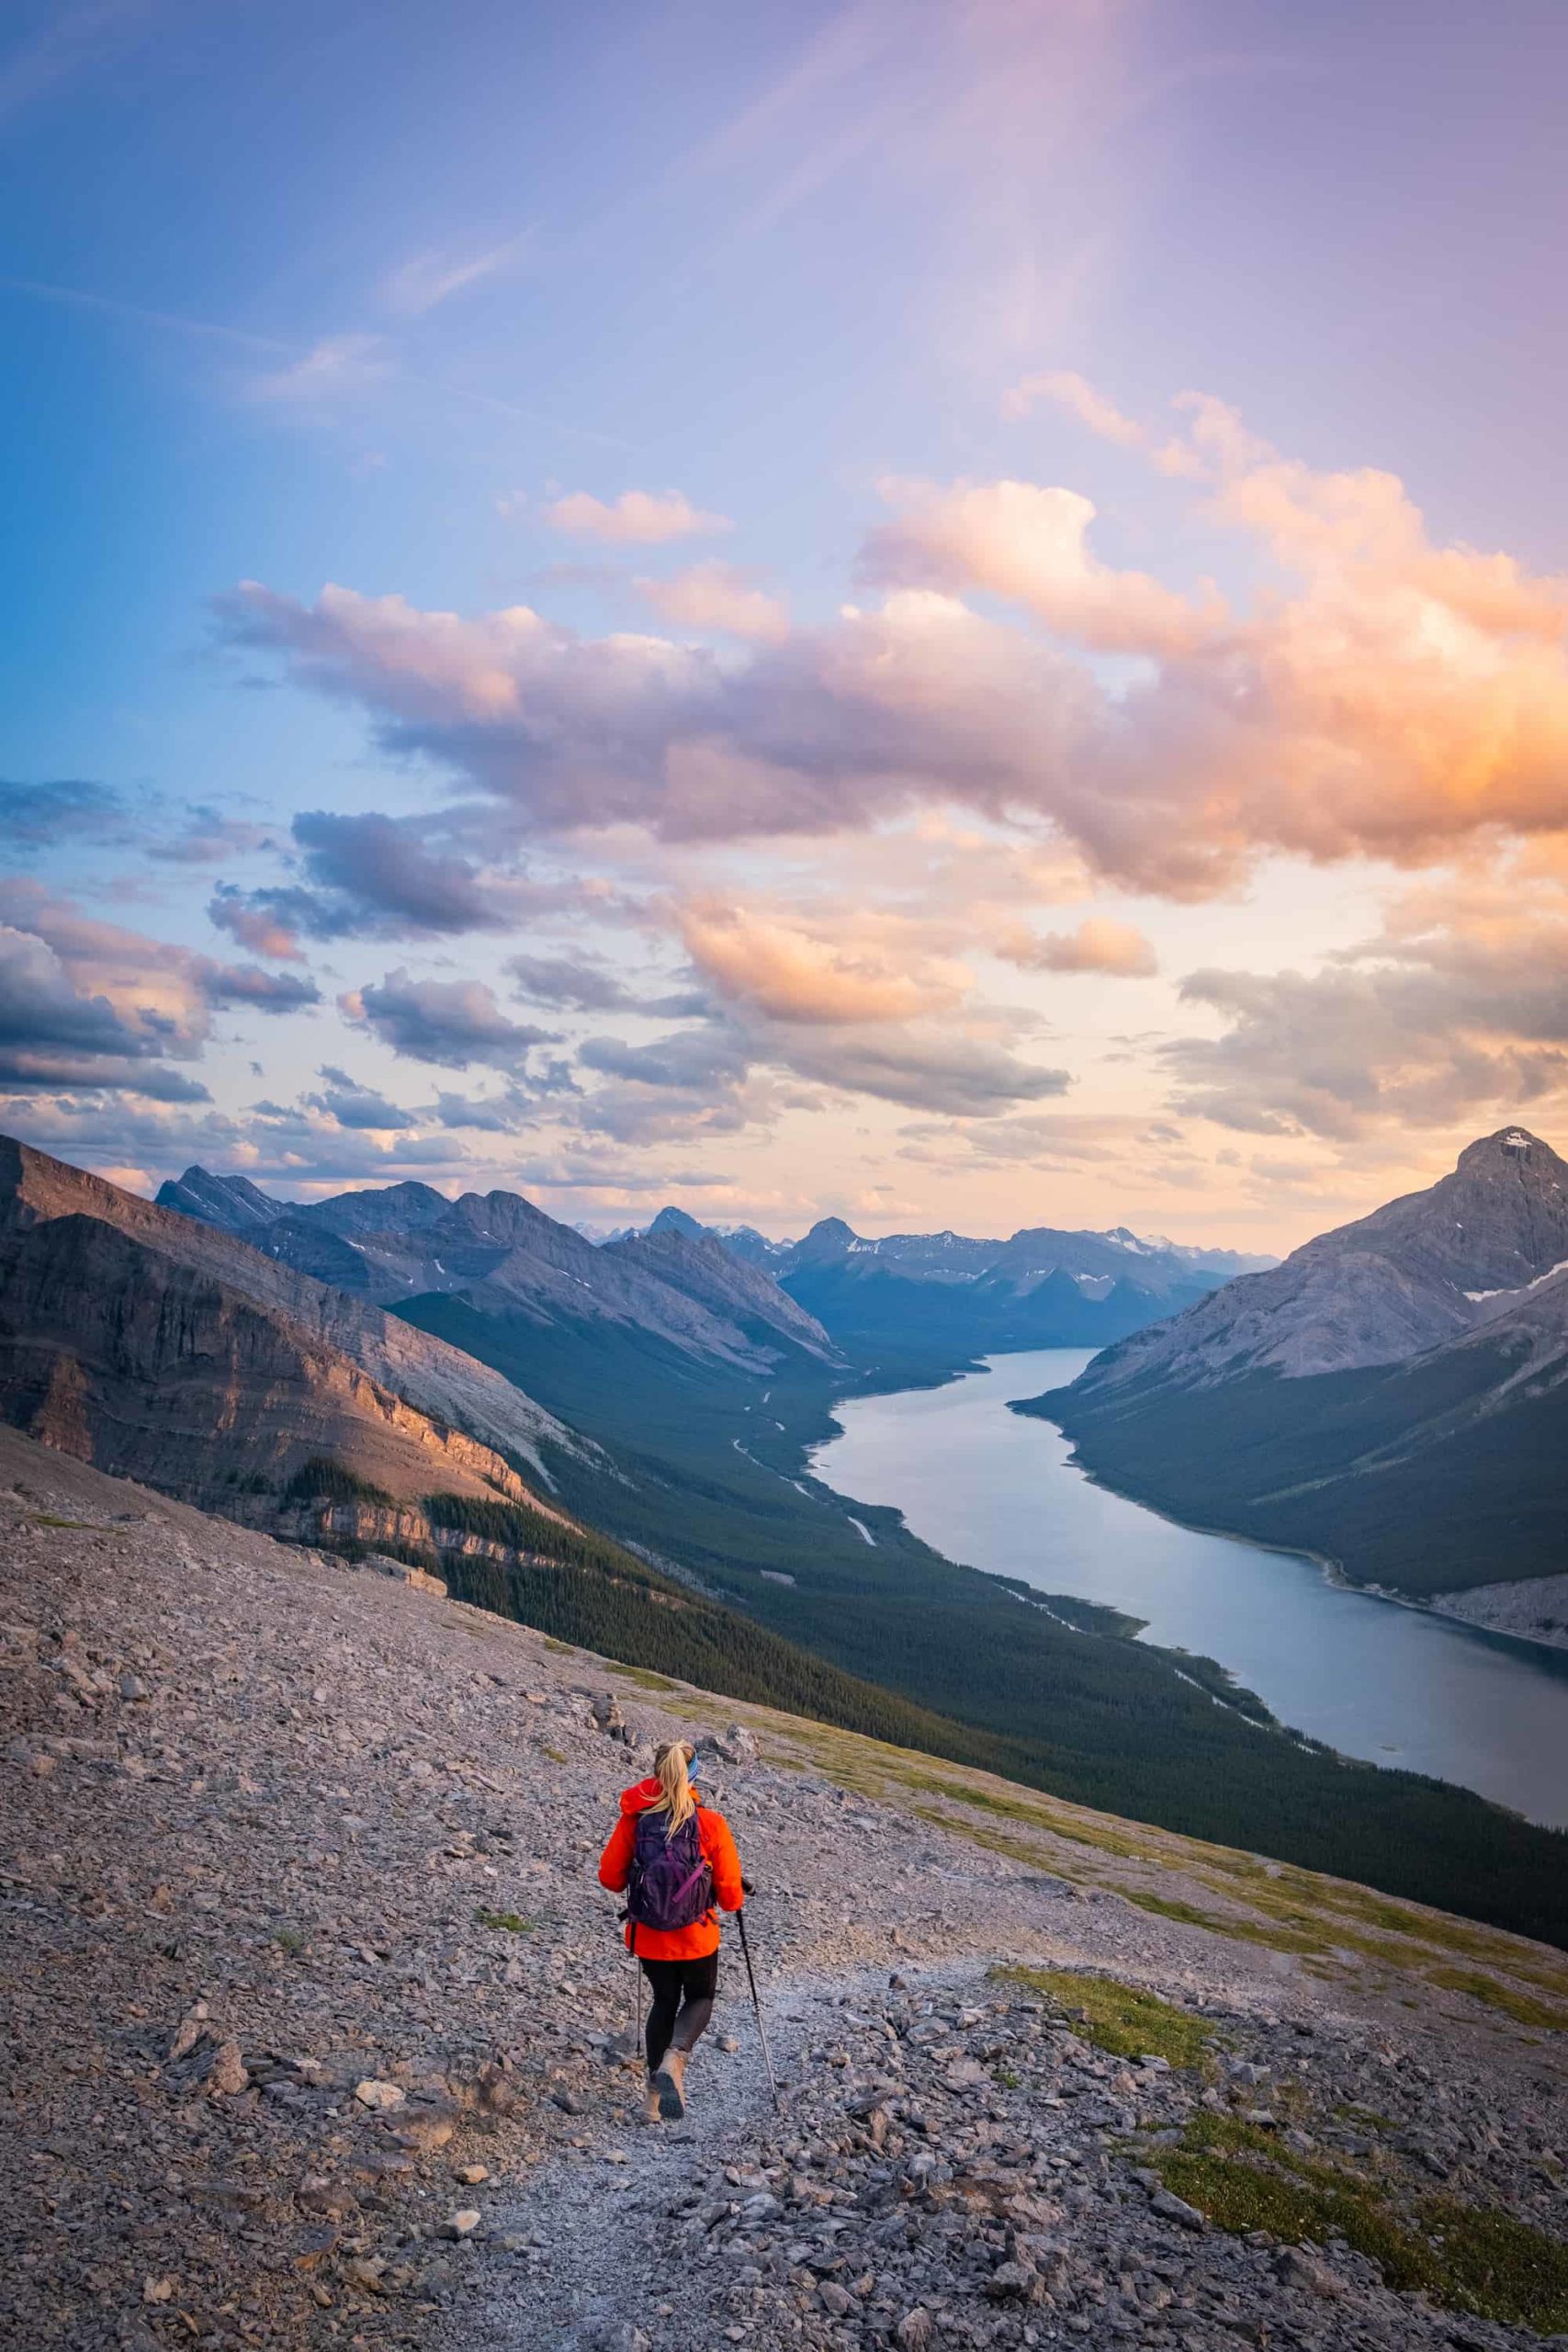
top-left (228, 394), bottom-right (1568, 899)
top-left (542, 489), bottom-right (731, 545)
top-left (676, 897), bottom-right (964, 1025)
top-left (635, 561), bottom-right (789, 641)
top-left (999, 916), bottom-right (1157, 977)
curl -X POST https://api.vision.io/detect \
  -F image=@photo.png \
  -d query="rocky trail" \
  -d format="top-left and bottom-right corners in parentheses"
top-left (4, 1425), bottom-right (1566, 2352)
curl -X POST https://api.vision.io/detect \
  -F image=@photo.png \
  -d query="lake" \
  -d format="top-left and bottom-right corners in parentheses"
top-left (810, 1348), bottom-right (1568, 1830)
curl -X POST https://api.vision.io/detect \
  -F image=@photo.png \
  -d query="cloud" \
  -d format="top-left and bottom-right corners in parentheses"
top-left (382, 233), bottom-right (531, 316)
top-left (344, 968), bottom-right (558, 1070)
top-left (251, 334), bottom-right (389, 404)
top-left (208, 886), bottom-right (314, 962)
top-left (1006, 369), bottom-right (1201, 477)
top-left (772, 1027), bottom-right (1072, 1118)
top-left (502, 951), bottom-right (708, 1016)
top-left (676, 898), bottom-right (964, 1024)
top-left (1003, 368), bottom-right (1145, 441)
top-left (0, 919), bottom-right (215, 1101)
top-left (998, 915), bottom-right (1157, 977)
top-left (220, 576), bottom-right (1102, 852)
top-left (0, 884), bottom-right (317, 1101)
top-left (634, 562), bottom-right (788, 640)
top-left (1164, 862), bottom-right (1568, 1140)
top-left (304, 1065), bottom-right (417, 1131)
top-left (863, 476), bottom-right (1220, 653)
top-left (428, 1086), bottom-right (538, 1133)
top-left (542, 490), bottom-right (730, 545)
top-left (227, 393), bottom-right (1568, 899)
top-left (209, 811), bottom-right (559, 952)
top-left (579, 1025), bottom-right (749, 1091)
top-left (146, 804), bottom-right (271, 865)
top-left (0, 924), bottom-right (156, 1059)
top-left (0, 776), bottom-right (125, 847)
top-left (201, 964), bottom-right (321, 1012)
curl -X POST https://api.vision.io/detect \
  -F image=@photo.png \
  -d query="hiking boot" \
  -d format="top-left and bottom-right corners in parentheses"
top-left (641, 2074), bottom-right (663, 2126)
top-left (652, 2047), bottom-right (688, 2120)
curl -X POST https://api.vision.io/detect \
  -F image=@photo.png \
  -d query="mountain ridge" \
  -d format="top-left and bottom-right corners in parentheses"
top-left (157, 1164), bottom-right (837, 1372)
top-left (1028, 1128), bottom-right (1568, 1611)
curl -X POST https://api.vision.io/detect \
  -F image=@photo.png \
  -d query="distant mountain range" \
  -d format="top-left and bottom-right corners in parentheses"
top-left (1026, 1128), bottom-right (1568, 1613)
top-left (157, 1165), bottom-right (836, 1373)
top-left (633, 1203), bottom-right (1275, 1363)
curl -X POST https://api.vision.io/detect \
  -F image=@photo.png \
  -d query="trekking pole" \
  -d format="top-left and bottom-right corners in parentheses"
top-left (735, 1905), bottom-right (781, 2111)
top-left (620, 1908), bottom-right (644, 2074)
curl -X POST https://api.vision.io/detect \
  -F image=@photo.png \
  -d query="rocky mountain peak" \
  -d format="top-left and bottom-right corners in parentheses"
top-left (1062, 1123), bottom-right (1568, 1396)
top-left (155, 1164), bottom-right (282, 1232)
top-left (790, 1215), bottom-right (857, 1262)
top-left (648, 1203), bottom-right (705, 1238)
top-left (1348, 1125), bottom-right (1568, 1298)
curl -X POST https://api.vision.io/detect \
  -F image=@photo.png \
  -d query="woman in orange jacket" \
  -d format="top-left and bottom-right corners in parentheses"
top-left (598, 1738), bottom-right (744, 2122)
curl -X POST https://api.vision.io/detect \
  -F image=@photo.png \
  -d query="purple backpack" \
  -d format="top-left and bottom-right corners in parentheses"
top-left (627, 1806), bottom-right (713, 1935)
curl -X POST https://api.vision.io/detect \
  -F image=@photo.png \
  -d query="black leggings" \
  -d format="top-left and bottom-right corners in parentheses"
top-left (640, 1952), bottom-right (718, 2073)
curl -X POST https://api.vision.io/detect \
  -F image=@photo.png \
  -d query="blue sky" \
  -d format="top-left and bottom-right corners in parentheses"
top-left (5, 0), bottom-right (1568, 1244)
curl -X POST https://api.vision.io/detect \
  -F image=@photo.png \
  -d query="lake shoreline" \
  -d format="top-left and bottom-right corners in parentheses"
top-left (813, 1348), bottom-right (1568, 1830)
top-left (1021, 1390), bottom-right (1568, 1665)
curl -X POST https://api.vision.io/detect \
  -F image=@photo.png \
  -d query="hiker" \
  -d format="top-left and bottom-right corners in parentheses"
top-left (598, 1737), bottom-right (744, 2122)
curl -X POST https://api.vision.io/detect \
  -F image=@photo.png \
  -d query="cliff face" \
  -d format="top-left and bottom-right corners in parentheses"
top-left (0, 1136), bottom-right (579, 1521)
top-left (0, 1134), bottom-right (581, 1486)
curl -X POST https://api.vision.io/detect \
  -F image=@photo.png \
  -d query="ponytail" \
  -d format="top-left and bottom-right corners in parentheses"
top-left (650, 1738), bottom-right (697, 1837)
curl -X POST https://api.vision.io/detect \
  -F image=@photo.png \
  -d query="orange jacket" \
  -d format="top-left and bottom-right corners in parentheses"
top-left (598, 1777), bottom-right (744, 1961)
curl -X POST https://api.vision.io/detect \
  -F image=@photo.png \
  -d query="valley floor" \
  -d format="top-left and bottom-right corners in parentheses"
top-left (4, 1430), bottom-right (1566, 2352)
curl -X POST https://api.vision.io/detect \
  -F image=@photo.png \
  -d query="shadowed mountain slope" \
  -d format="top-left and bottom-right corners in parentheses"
top-left (1026, 1130), bottom-right (1568, 1599)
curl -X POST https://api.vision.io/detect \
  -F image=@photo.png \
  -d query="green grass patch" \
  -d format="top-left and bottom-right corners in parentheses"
top-left (474, 1908), bottom-right (534, 1934)
top-left (990, 1964), bottom-right (1213, 2067)
top-left (892, 1765), bottom-right (1149, 1860)
top-left (604, 1662), bottom-right (681, 1693)
top-left (1420, 2198), bottom-right (1568, 2334)
top-left (1425, 1969), bottom-right (1568, 2030)
top-left (1149, 2113), bottom-right (1568, 2332)
top-left (1121, 1888), bottom-right (1327, 1958)
top-left (269, 1926), bottom-right (307, 1956)
top-left (908, 1803), bottom-right (1070, 1876)
top-left (26, 1513), bottom-right (96, 1530)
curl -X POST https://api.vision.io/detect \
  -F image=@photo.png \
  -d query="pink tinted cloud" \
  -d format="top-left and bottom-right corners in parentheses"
top-left (676, 897), bottom-right (965, 1025)
top-left (543, 489), bottom-right (730, 545)
top-left (635, 561), bottom-right (789, 641)
top-left (999, 915), bottom-right (1157, 977)
top-left (225, 394), bottom-right (1568, 896)
top-left (863, 476), bottom-right (1223, 654)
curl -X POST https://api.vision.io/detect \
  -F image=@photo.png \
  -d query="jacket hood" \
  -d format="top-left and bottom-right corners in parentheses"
top-left (618, 1777), bottom-right (701, 1815)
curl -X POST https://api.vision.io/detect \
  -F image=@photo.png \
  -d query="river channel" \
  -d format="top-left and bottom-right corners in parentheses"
top-left (810, 1348), bottom-right (1568, 1828)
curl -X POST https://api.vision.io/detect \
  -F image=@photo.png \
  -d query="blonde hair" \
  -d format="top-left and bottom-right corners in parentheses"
top-left (650, 1739), bottom-right (697, 1836)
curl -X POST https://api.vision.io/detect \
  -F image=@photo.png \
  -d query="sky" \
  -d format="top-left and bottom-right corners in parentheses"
top-left (4, 0), bottom-right (1568, 1250)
